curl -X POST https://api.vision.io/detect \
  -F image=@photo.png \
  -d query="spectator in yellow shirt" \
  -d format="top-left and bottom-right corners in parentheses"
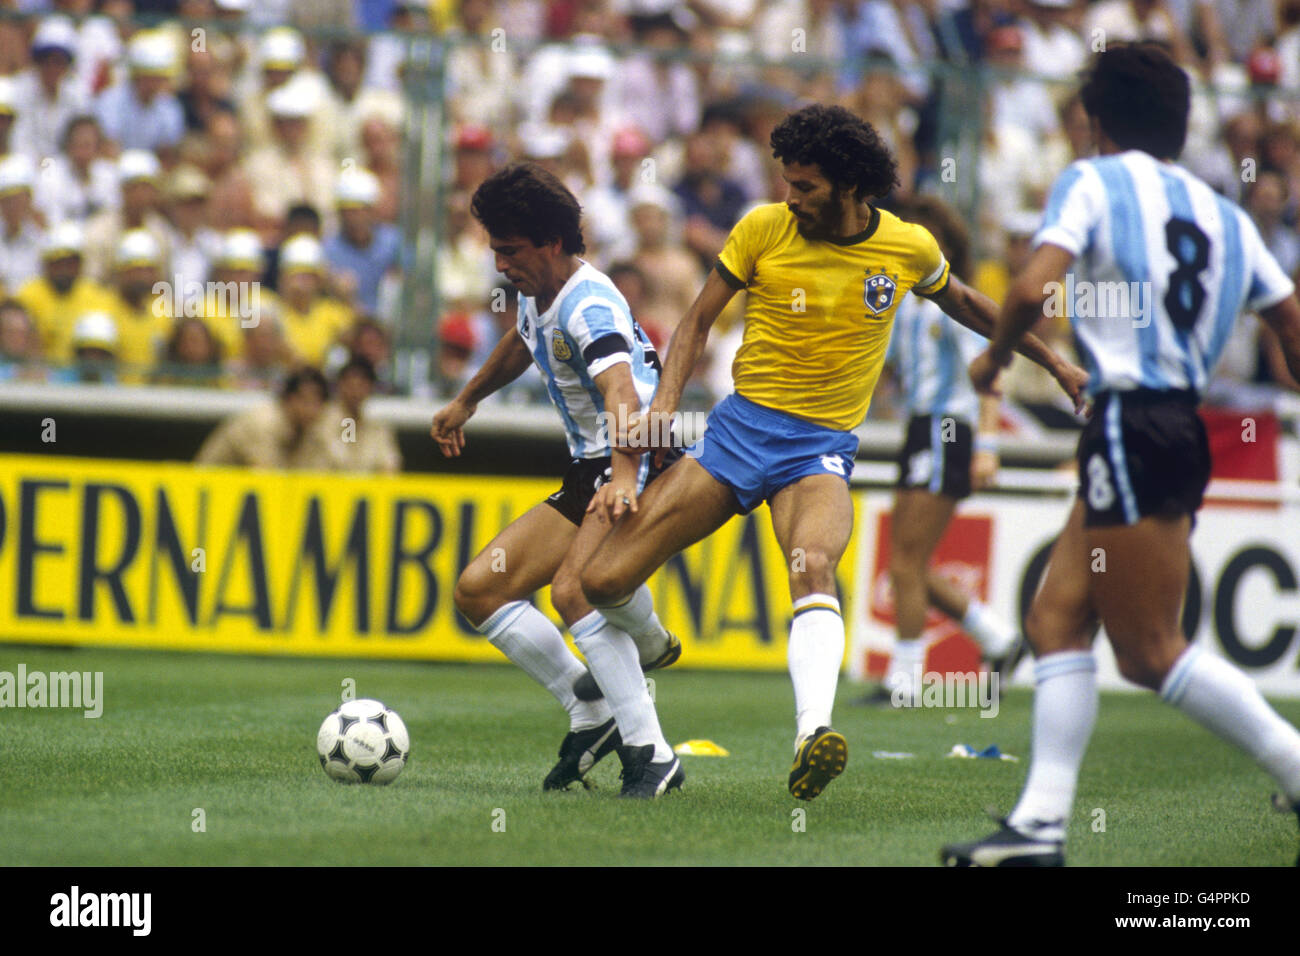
top-left (277, 232), bottom-right (352, 367)
top-left (109, 229), bottom-right (173, 383)
top-left (15, 221), bottom-right (116, 366)
top-left (198, 228), bottom-right (276, 359)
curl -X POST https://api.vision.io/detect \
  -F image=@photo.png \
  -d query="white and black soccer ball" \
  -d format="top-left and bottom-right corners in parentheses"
top-left (317, 699), bottom-right (410, 784)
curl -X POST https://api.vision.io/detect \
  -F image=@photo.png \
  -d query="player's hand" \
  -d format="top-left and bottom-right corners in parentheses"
top-left (971, 449), bottom-right (998, 490)
top-left (1052, 360), bottom-right (1092, 418)
top-left (431, 398), bottom-right (475, 457)
top-left (640, 404), bottom-right (678, 469)
top-left (968, 348), bottom-right (1006, 397)
top-left (586, 478), bottom-right (639, 522)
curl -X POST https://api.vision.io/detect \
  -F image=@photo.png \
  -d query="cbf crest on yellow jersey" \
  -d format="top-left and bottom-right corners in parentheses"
top-left (716, 202), bottom-right (950, 431)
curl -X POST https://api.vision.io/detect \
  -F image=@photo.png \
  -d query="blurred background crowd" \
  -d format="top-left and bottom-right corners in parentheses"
top-left (0, 0), bottom-right (1298, 434)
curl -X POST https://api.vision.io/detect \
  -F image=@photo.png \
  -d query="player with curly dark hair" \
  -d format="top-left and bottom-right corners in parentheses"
top-left (469, 162), bottom-right (586, 257)
top-left (580, 104), bottom-right (1087, 801)
top-left (768, 103), bottom-right (901, 212)
top-left (432, 161), bottom-right (684, 798)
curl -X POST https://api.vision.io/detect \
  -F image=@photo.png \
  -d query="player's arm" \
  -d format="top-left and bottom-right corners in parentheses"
top-left (942, 247), bottom-right (1089, 411)
top-left (651, 267), bottom-right (738, 420)
top-left (430, 330), bottom-right (531, 458)
top-left (972, 392), bottom-right (1001, 490)
top-left (1259, 294), bottom-right (1300, 386)
top-left (588, 360), bottom-right (645, 522)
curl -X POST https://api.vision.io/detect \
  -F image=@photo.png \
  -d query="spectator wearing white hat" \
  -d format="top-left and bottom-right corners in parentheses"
top-left (33, 115), bottom-right (120, 226)
top-left (82, 149), bottom-right (173, 282)
top-left (11, 16), bottom-right (91, 164)
top-left (243, 78), bottom-right (337, 240)
top-left (322, 167), bottom-right (400, 317)
top-left (236, 26), bottom-right (332, 158)
top-left (277, 232), bottom-right (353, 367)
top-left (15, 220), bottom-right (116, 365)
top-left (0, 154), bottom-right (45, 291)
top-left (49, 309), bottom-right (120, 385)
top-left (95, 30), bottom-right (186, 159)
top-left (197, 228), bottom-right (278, 360)
top-left (108, 228), bottom-right (173, 383)
top-left (163, 164), bottom-right (222, 291)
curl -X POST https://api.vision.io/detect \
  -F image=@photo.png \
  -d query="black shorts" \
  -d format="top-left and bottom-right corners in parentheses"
top-left (896, 414), bottom-right (973, 500)
top-left (1077, 389), bottom-right (1210, 527)
top-left (544, 449), bottom-right (680, 526)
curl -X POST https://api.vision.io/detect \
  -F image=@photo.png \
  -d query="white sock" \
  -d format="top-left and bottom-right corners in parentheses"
top-left (571, 610), bottom-right (673, 762)
top-left (788, 594), bottom-right (844, 746)
top-left (962, 598), bottom-right (1018, 659)
top-left (886, 637), bottom-right (927, 695)
top-left (1007, 651), bottom-right (1098, 842)
top-left (1162, 645), bottom-right (1300, 804)
top-left (593, 584), bottom-right (671, 664)
top-left (479, 601), bottom-right (611, 732)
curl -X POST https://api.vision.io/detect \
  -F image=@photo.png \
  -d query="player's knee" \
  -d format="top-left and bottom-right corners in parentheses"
top-left (453, 565), bottom-right (496, 625)
top-left (888, 551), bottom-right (924, 585)
top-left (549, 570), bottom-right (586, 622)
top-left (1113, 638), bottom-right (1182, 691)
top-left (580, 561), bottom-right (627, 608)
top-left (790, 549), bottom-right (835, 594)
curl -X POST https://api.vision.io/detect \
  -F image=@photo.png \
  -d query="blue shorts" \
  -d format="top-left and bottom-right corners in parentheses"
top-left (687, 393), bottom-right (859, 514)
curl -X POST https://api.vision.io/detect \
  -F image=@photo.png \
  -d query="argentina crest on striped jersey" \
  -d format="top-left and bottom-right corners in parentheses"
top-left (864, 272), bottom-right (897, 315)
top-left (515, 261), bottom-right (660, 459)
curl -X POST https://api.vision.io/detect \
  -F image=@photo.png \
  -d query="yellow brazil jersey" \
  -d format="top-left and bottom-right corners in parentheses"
top-left (196, 286), bottom-right (281, 360)
top-left (282, 297), bottom-right (353, 367)
top-left (717, 203), bottom-right (950, 431)
top-left (111, 294), bottom-right (174, 383)
top-left (15, 276), bottom-right (118, 364)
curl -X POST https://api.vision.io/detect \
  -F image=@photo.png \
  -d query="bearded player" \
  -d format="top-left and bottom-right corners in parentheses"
top-left (432, 163), bottom-right (682, 798)
top-left (581, 105), bottom-right (1087, 800)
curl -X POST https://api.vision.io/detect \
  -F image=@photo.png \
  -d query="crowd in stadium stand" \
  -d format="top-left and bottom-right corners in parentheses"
top-left (0, 0), bottom-right (1297, 426)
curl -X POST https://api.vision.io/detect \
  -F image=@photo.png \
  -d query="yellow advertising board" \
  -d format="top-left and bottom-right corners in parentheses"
top-left (0, 454), bottom-right (857, 670)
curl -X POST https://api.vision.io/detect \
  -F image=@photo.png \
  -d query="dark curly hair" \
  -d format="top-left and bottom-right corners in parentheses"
top-left (470, 162), bottom-right (585, 254)
top-left (1080, 43), bottom-right (1189, 160)
top-left (769, 104), bottom-right (900, 200)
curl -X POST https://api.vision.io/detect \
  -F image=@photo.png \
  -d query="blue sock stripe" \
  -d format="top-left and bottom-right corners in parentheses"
top-left (793, 602), bottom-right (842, 620)
top-left (479, 599), bottom-right (528, 638)
top-left (1034, 652), bottom-right (1096, 683)
top-left (569, 609), bottom-right (607, 641)
top-left (1160, 645), bottom-right (1202, 705)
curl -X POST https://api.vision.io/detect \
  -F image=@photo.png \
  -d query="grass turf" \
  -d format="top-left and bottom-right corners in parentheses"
top-left (0, 645), bottom-right (1297, 866)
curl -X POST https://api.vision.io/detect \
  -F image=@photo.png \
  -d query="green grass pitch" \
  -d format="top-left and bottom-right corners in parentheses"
top-left (1, 645), bottom-right (1297, 866)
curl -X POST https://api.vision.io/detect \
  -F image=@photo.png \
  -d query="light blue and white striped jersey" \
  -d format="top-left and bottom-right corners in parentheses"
top-left (887, 292), bottom-right (985, 424)
top-left (1036, 150), bottom-right (1295, 396)
top-left (516, 261), bottom-right (660, 459)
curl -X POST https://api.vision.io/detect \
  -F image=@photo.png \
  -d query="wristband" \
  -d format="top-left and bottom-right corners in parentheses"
top-left (973, 437), bottom-right (998, 453)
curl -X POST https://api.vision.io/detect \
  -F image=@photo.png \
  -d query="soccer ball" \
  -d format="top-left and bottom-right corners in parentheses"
top-left (316, 699), bottom-right (410, 784)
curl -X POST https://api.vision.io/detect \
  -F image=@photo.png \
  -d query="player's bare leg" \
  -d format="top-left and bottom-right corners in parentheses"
top-left (767, 473), bottom-right (853, 798)
top-left (453, 504), bottom-right (615, 780)
top-left (1090, 514), bottom-right (1300, 861)
top-left (554, 508), bottom-right (682, 797)
top-left (883, 489), bottom-right (957, 702)
top-left (942, 499), bottom-right (1098, 865)
top-left (581, 455), bottom-right (738, 607)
